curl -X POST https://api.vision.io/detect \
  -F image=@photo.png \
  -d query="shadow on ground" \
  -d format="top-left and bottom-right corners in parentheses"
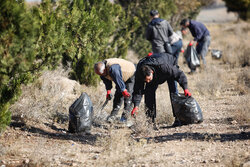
top-left (10, 121), bottom-right (99, 145)
top-left (134, 131), bottom-right (250, 143)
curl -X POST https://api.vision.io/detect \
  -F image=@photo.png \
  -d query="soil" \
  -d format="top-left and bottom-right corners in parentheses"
top-left (0, 1), bottom-right (249, 167)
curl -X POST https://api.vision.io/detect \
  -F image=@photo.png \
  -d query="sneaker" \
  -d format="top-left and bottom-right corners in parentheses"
top-left (106, 115), bottom-right (120, 124)
top-left (120, 110), bottom-right (130, 123)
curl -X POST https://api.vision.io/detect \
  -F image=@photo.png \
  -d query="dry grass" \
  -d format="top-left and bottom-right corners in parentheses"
top-left (2, 19), bottom-right (250, 167)
top-left (232, 95), bottom-right (250, 124)
top-left (207, 21), bottom-right (250, 68)
top-left (10, 66), bottom-right (82, 125)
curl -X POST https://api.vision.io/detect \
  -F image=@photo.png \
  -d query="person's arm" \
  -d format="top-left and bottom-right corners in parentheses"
top-left (132, 70), bottom-right (145, 107)
top-left (161, 64), bottom-right (188, 90)
top-left (167, 21), bottom-right (174, 37)
top-left (100, 76), bottom-right (113, 91)
top-left (109, 64), bottom-right (126, 92)
top-left (146, 24), bottom-right (153, 41)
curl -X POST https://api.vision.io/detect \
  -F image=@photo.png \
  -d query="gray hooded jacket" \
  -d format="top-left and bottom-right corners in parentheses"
top-left (146, 18), bottom-right (174, 53)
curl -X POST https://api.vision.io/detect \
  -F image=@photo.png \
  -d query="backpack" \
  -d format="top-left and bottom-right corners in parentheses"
top-left (68, 92), bottom-right (93, 133)
top-left (171, 93), bottom-right (203, 125)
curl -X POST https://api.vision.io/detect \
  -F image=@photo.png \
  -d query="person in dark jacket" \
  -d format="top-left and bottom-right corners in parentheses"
top-left (146, 10), bottom-right (174, 54)
top-left (94, 58), bottom-right (136, 123)
top-left (180, 18), bottom-right (211, 73)
top-left (131, 53), bottom-right (192, 126)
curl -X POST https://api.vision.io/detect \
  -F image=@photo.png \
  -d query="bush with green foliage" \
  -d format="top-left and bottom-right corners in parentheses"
top-left (0, 0), bottom-right (208, 133)
top-left (223, 0), bottom-right (250, 21)
top-left (117, 0), bottom-right (206, 57)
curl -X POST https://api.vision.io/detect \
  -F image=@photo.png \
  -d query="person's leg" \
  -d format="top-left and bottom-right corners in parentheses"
top-left (200, 36), bottom-right (211, 65)
top-left (110, 89), bottom-right (123, 116)
top-left (167, 79), bottom-right (182, 126)
top-left (173, 40), bottom-right (183, 66)
top-left (144, 83), bottom-right (158, 123)
top-left (196, 36), bottom-right (211, 65)
top-left (120, 76), bottom-right (135, 121)
top-left (173, 40), bottom-right (182, 90)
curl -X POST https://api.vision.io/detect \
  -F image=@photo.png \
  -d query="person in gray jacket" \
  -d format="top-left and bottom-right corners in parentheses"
top-left (146, 10), bottom-right (174, 54)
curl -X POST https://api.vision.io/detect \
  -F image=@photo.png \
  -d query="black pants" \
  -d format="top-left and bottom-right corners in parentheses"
top-left (111, 75), bottom-right (135, 116)
top-left (144, 79), bottom-right (177, 123)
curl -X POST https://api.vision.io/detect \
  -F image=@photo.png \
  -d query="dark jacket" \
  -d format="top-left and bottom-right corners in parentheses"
top-left (146, 18), bottom-right (174, 53)
top-left (188, 20), bottom-right (210, 42)
top-left (132, 53), bottom-right (188, 107)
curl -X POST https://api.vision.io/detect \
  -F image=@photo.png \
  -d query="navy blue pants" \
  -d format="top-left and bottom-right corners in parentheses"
top-left (171, 39), bottom-right (183, 66)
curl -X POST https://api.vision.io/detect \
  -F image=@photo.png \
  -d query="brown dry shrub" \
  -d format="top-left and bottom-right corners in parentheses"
top-left (10, 66), bottom-right (82, 124)
top-left (236, 68), bottom-right (250, 94)
top-left (95, 128), bottom-right (139, 166)
top-left (233, 95), bottom-right (250, 124)
top-left (217, 22), bottom-right (250, 68)
top-left (194, 66), bottom-right (226, 96)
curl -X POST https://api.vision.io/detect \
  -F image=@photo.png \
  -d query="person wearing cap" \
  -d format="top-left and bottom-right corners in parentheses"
top-left (146, 10), bottom-right (174, 54)
top-left (180, 18), bottom-right (211, 72)
top-left (131, 53), bottom-right (191, 127)
top-left (94, 58), bottom-right (136, 123)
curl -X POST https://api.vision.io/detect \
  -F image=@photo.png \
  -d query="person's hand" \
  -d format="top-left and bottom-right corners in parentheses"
top-left (147, 52), bottom-right (153, 57)
top-left (189, 41), bottom-right (193, 46)
top-left (122, 89), bottom-right (131, 98)
top-left (184, 89), bottom-right (191, 97)
top-left (180, 49), bottom-right (184, 53)
top-left (131, 107), bottom-right (138, 117)
top-left (106, 90), bottom-right (112, 100)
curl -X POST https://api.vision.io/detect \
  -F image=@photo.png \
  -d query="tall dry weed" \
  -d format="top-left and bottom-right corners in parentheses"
top-left (194, 66), bottom-right (226, 97)
top-left (10, 66), bottom-right (82, 124)
top-left (95, 128), bottom-right (137, 166)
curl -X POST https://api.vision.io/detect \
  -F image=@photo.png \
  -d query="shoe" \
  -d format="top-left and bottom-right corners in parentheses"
top-left (106, 115), bottom-right (119, 123)
top-left (172, 119), bottom-right (182, 127)
top-left (120, 110), bottom-right (130, 123)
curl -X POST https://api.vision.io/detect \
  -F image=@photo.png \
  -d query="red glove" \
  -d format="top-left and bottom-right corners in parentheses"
top-left (122, 89), bottom-right (130, 98)
top-left (188, 42), bottom-right (193, 46)
top-left (181, 49), bottom-right (184, 53)
top-left (131, 107), bottom-right (138, 117)
top-left (147, 52), bottom-right (153, 57)
top-left (106, 90), bottom-right (112, 100)
top-left (184, 89), bottom-right (191, 97)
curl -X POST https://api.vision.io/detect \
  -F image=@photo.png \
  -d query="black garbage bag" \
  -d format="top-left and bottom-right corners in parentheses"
top-left (171, 93), bottom-right (203, 125)
top-left (184, 45), bottom-right (200, 70)
top-left (68, 92), bottom-right (93, 133)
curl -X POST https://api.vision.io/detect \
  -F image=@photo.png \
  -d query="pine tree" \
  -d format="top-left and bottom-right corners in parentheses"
top-left (223, 0), bottom-right (250, 20)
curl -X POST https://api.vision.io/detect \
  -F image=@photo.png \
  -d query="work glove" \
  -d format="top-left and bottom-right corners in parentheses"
top-left (184, 89), bottom-right (191, 97)
top-left (122, 89), bottom-right (131, 98)
top-left (106, 90), bottom-right (112, 100)
top-left (131, 106), bottom-right (138, 117)
top-left (147, 52), bottom-right (153, 57)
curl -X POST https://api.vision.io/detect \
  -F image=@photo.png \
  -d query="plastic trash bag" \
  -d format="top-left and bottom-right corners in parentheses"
top-left (211, 49), bottom-right (222, 59)
top-left (68, 92), bottom-right (93, 133)
top-left (171, 93), bottom-right (203, 125)
top-left (184, 45), bottom-right (200, 70)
